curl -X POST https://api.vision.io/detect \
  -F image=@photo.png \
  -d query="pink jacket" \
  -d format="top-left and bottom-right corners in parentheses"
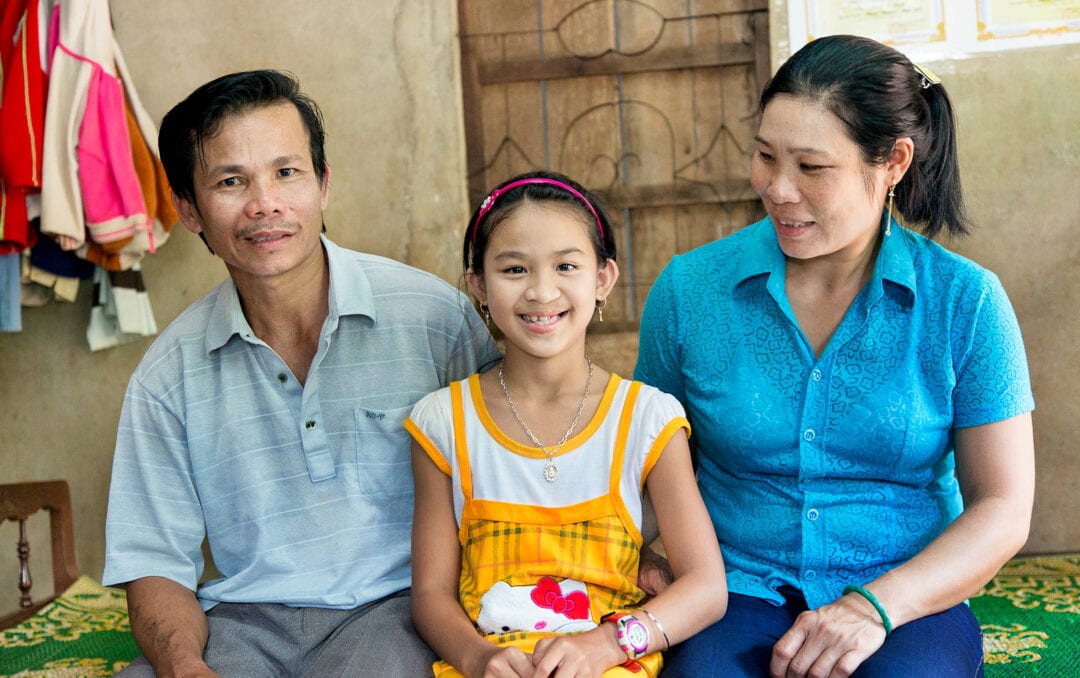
top-left (41, 0), bottom-right (151, 254)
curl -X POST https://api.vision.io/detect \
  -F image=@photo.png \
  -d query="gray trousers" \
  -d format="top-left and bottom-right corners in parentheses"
top-left (116, 590), bottom-right (435, 677)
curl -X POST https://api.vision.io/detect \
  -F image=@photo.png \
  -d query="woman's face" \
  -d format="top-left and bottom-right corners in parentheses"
top-left (750, 94), bottom-right (891, 263)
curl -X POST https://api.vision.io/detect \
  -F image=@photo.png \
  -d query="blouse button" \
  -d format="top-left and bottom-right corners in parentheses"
top-left (811, 369), bottom-right (822, 382)
top-left (305, 420), bottom-right (316, 430)
top-left (807, 508), bottom-right (820, 521)
top-left (277, 373), bottom-right (287, 383)
top-left (803, 429), bottom-right (816, 442)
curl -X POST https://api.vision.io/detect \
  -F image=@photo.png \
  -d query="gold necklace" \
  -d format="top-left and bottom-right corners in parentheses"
top-left (497, 356), bottom-right (593, 483)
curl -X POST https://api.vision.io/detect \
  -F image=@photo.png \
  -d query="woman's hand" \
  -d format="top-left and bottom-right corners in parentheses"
top-left (769, 592), bottom-right (887, 678)
top-left (530, 627), bottom-right (626, 678)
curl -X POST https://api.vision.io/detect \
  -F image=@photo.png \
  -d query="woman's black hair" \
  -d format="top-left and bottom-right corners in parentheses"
top-left (462, 170), bottom-right (617, 275)
top-left (761, 35), bottom-right (969, 237)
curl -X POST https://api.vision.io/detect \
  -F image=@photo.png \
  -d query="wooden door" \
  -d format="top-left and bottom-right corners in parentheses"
top-left (459, 0), bottom-right (769, 329)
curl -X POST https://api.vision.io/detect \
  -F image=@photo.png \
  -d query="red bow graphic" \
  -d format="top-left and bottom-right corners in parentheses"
top-left (530, 577), bottom-right (590, 620)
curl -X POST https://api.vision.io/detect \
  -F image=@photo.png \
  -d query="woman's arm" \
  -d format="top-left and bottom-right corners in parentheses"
top-left (530, 429), bottom-right (728, 676)
top-left (410, 442), bottom-right (533, 678)
top-left (770, 412), bottom-right (1035, 677)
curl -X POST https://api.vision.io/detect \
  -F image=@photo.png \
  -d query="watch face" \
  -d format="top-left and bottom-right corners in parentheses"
top-left (618, 616), bottom-right (649, 656)
top-left (626, 620), bottom-right (648, 650)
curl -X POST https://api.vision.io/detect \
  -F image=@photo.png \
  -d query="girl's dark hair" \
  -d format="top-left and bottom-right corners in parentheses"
top-left (463, 170), bottom-right (617, 274)
top-left (159, 70), bottom-right (328, 205)
top-left (761, 35), bottom-right (969, 237)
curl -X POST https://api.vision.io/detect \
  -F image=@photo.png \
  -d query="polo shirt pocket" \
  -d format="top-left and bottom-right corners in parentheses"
top-left (354, 404), bottom-right (414, 499)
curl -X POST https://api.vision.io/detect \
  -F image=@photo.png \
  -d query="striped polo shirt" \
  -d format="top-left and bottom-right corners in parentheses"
top-left (103, 236), bottom-right (500, 610)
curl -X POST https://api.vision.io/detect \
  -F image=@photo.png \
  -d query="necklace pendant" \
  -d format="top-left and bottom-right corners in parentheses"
top-left (543, 460), bottom-right (559, 483)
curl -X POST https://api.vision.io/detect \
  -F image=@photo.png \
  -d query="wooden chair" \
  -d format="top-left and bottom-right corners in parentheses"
top-left (1, 480), bottom-right (81, 628)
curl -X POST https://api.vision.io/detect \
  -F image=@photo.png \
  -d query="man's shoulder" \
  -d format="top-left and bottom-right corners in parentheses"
top-left (333, 244), bottom-right (462, 295)
top-left (132, 281), bottom-right (230, 377)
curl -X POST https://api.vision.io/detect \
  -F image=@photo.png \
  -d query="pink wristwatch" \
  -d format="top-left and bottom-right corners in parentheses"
top-left (602, 612), bottom-right (650, 660)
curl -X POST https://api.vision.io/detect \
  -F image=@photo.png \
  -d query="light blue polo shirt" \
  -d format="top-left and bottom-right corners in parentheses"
top-left (635, 216), bottom-right (1033, 610)
top-left (104, 236), bottom-right (500, 610)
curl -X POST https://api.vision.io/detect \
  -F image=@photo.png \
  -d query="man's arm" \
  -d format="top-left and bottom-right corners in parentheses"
top-left (126, 577), bottom-right (220, 678)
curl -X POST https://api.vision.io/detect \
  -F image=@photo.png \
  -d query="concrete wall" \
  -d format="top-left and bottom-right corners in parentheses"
top-left (2, 2), bottom-right (1077, 614)
top-left (0, 0), bottom-right (471, 613)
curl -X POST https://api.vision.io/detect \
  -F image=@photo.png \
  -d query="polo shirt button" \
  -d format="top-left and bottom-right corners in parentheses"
top-left (305, 420), bottom-right (316, 430)
top-left (805, 570), bottom-right (817, 580)
top-left (807, 508), bottom-right (819, 521)
top-left (811, 369), bottom-right (822, 382)
top-left (803, 429), bottom-right (816, 442)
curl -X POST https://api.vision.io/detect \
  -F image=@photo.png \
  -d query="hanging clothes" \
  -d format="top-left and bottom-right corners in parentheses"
top-left (30, 0), bottom-right (175, 346)
top-left (40, 0), bottom-right (150, 253)
top-left (78, 68), bottom-right (177, 272)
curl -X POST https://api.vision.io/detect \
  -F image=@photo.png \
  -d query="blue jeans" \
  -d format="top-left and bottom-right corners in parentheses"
top-left (663, 589), bottom-right (984, 677)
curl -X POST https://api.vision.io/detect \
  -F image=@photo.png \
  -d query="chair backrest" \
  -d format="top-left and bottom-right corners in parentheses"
top-left (1, 480), bottom-right (81, 628)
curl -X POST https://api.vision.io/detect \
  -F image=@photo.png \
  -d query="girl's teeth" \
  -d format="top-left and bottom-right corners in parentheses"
top-left (524, 314), bottom-right (559, 325)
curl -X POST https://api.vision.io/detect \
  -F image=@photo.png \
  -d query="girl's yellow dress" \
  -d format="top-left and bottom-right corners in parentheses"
top-left (407, 373), bottom-right (690, 677)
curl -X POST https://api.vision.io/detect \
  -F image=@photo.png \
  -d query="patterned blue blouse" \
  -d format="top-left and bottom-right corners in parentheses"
top-left (635, 216), bottom-right (1034, 610)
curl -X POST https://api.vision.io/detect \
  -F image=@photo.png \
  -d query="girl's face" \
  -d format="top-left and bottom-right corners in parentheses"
top-left (750, 94), bottom-right (900, 263)
top-left (467, 201), bottom-right (618, 361)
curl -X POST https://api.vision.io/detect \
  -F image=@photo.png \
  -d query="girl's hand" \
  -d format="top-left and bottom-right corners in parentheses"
top-left (768, 592), bottom-right (887, 678)
top-left (472, 644), bottom-right (534, 678)
top-left (530, 628), bottom-right (626, 677)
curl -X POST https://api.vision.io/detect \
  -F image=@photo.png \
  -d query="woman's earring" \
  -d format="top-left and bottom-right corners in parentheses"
top-left (596, 298), bottom-right (607, 322)
top-left (885, 184), bottom-right (895, 236)
top-left (480, 304), bottom-right (490, 327)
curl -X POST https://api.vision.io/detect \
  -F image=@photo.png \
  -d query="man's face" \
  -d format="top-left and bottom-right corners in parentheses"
top-left (174, 102), bottom-right (330, 285)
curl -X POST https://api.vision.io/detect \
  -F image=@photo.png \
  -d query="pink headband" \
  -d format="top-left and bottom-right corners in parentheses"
top-left (472, 178), bottom-right (604, 243)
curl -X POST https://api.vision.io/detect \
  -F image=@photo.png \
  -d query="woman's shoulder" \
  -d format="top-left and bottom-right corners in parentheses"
top-left (662, 217), bottom-right (771, 283)
top-left (901, 228), bottom-right (1004, 291)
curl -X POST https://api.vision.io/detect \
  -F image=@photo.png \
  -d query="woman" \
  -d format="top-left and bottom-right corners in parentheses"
top-left (635, 35), bottom-right (1034, 677)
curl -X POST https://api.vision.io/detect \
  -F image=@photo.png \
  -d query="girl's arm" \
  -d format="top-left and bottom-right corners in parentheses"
top-left (410, 442), bottom-right (534, 678)
top-left (630, 427), bottom-right (729, 643)
top-left (530, 429), bottom-right (728, 676)
top-left (770, 412), bottom-right (1035, 678)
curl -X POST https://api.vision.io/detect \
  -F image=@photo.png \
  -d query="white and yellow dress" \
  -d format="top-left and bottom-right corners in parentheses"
top-left (405, 372), bottom-right (689, 677)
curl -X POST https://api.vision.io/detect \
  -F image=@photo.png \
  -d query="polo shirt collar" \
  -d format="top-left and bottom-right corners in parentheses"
top-left (204, 235), bottom-right (375, 353)
top-left (733, 214), bottom-right (917, 306)
top-left (874, 215), bottom-right (916, 306)
top-left (732, 217), bottom-right (782, 286)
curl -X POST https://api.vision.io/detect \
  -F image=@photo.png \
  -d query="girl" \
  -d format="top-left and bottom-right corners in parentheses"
top-left (406, 171), bottom-right (727, 677)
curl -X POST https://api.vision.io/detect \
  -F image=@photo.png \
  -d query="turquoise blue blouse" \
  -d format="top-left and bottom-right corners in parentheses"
top-left (635, 216), bottom-right (1034, 609)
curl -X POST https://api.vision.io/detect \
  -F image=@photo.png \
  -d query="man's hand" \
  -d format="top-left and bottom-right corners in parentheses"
top-left (637, 543), bottom-right (674, 597)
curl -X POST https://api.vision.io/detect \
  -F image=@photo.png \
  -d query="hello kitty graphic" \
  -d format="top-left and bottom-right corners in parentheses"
top-left (476, 576), bottom-right (597, 635)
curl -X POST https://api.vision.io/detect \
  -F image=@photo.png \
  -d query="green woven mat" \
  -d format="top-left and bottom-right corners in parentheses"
top-left (972, 554), bottom-right (1080, 676)
top-left (0, 576), bottom-right (140, 677)
top-left (1, 558), bottom-right (1077, 676)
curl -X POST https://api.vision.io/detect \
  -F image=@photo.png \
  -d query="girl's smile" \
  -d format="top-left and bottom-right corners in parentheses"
top-left (469, 201), bottom-right (617, 360)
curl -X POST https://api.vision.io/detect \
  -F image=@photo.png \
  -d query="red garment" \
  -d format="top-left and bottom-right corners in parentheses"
top-left (0, 0), bottom-right (47, 253)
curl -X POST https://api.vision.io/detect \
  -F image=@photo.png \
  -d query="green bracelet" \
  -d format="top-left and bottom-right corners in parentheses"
top-left (843, 585), bottom-right (893, 635)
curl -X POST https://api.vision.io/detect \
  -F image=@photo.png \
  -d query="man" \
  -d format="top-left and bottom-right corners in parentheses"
top-left (103, 70), bottom-right (500, 676)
